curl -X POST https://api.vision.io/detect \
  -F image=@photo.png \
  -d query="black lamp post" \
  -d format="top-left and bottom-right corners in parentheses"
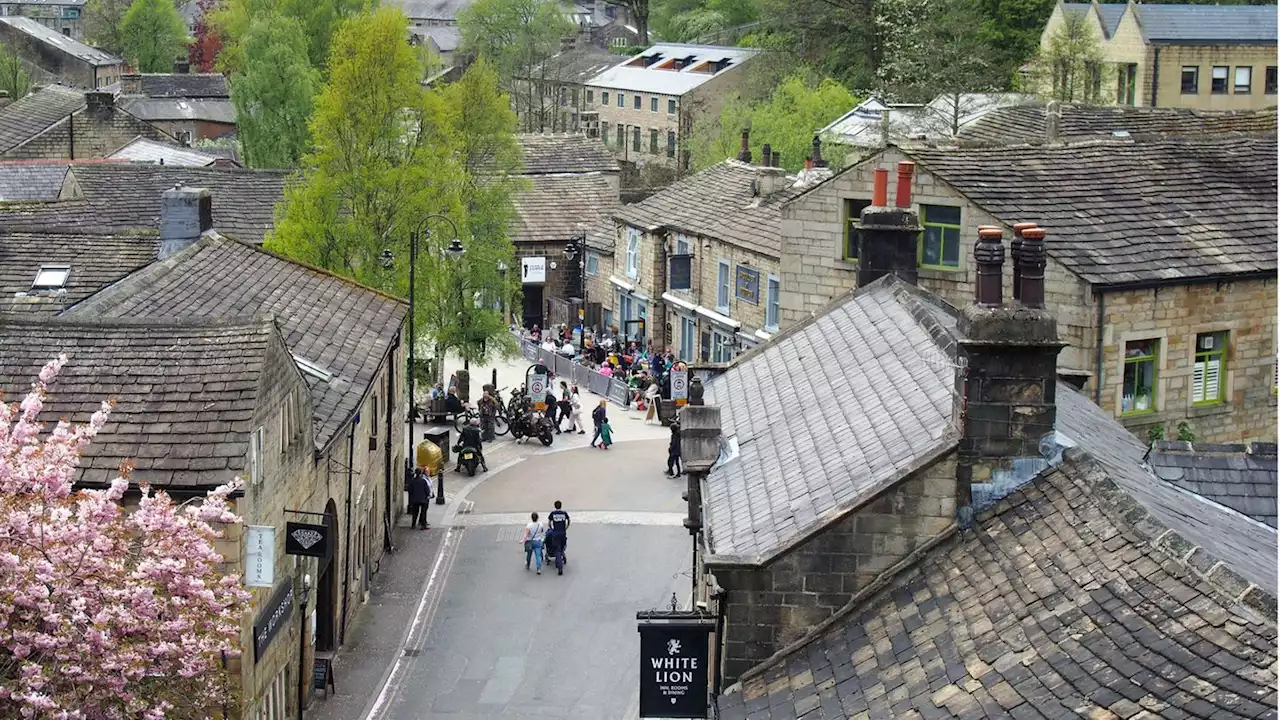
top-left (297, 572), bottom-right (311, 720)
top-left (497, 260), bottom-right (508, 325)
top-left (445, 237), bottom-right (468, 370)
top-left (382, 215), bottom-right (462, 424)
top-left (564, 232), bottom-right (587, 331)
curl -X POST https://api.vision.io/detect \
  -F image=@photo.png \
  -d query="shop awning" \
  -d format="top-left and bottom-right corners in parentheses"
top-left (609, 275), bottom-right (635, 293)
top-left (695, 305), bottom-right (741, 330)
top-left (661, 292), bottom-right (697, 313)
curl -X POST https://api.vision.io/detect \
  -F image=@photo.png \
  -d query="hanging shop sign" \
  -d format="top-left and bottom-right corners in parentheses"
top-left (285, 521), bottom-right (331, 559)
top-left (521, 257), bottom-right (547, 284)
top-left (637, 617), bottom-right (714, 718)
top-left (253, 580), bottom-right (295, 663)
top-left (244, 525), bottom-right (275, 588)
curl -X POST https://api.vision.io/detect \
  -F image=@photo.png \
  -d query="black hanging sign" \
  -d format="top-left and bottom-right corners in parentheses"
top-left (668, 254), bottom-right (693, 291)
top-left (285, 521), bottom-right (330, 559)
top-left (637, 618), bottom-right (714, 718)
top-left (253, 580), bottom-right (295, 663)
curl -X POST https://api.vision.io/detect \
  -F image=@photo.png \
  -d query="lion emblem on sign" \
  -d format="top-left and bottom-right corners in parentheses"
top-left (667, 639), bottom-right (681, 656)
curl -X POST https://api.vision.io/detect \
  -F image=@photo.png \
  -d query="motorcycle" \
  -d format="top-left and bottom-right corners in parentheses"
top-left (454, 444), bottom-right (480, 476)
top-left (508, 396), bottom-right (554, 447)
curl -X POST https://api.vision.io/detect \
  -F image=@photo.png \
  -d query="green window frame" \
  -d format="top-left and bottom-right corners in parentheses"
top-left (1121, 338), bottom-right (1159, 415)
top-left (918, 204), bottom-right (961, 270)
top-left (843, 199), bottom-right (870, 261)
top-left (1192, 331), bottom-right (1227, 405)
top-left (649, 128), bottom-right (658, 154)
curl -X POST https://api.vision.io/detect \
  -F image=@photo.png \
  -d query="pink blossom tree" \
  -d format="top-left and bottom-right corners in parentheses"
top-left (0, 356), bottom-right (251, 718)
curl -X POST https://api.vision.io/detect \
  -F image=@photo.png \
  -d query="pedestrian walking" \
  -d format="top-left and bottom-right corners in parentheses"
top-left (644, 379), bottom-right (660, 424)
top-left (521, 512), bottom-right (546, 574)
top-left (568, 386), bottom-right (585, 434)
top-left (666, 422), bottom-right (683, 477)
top-left (407, 467), bottom-right (431, 528)
top-left (599, 419), bottom-right (614, 449)
top-left (557, 381), bottom-right (572, 431)
top-left (590, 400), bottom-right (608, 447)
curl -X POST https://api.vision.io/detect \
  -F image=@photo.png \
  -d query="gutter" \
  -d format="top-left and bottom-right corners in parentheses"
top-left (1092, 269), bottom-right (1275, 293)
top-left (339, 418), bottom-right (355, 645)
top-left (1151, 46), bottom-right (1160, 107)
top-left (383, 331), bottom-right (399, 552)
top-left (1094, 292), bottom-right (1106, 405)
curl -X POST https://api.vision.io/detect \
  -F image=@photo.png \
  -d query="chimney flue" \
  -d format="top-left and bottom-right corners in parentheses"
top-left (811, 135), bottom-right (826, 168)
top-left (159, 186), bottom-right (213, 259)
top-left (804, 156), bottom-right (814, 170)
top-left (761, 143), bottom-right (772, 168)
top-left (1010, 222), bottom-right (1038, 300)
top-left (872, 168), bottom-right (888, 206)
top-left (737, 128), bottom-right (751, 162)
top-left (973, 227), bottom-right (1005, 308)
top-left (894, 161), bottom-right (915, 208)
top-left (771, 151), bottom-right (780, 168)
top-left (1019, 227), bottom-right (1048, 308)
top-left (1046, 100), bottom-right (1061, 144)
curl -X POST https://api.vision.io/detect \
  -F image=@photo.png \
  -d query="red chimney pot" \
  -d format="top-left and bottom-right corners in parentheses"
top-left (872, 168), bottom-right (888, 207)
top-left (805, 157), bottom-right (814, 170)
top-left (895, 161), bottom-right (915, 209)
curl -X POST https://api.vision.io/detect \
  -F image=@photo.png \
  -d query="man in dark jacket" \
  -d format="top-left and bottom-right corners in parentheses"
top-left (666, 422), bottom-right (682, 477)
top-left (589, 402), bottom-right (608, 448)
top-left (456, 419), bottom-right (488, 472)
top-left (407, 468), bottom-right (431, 528)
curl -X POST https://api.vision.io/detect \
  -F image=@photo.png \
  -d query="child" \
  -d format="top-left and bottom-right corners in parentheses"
top-left (599, 419), bottom-right (614, 449)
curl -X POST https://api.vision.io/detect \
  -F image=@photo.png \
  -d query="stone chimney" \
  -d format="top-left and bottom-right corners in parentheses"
top-left (956, 225), bottom-right (1065, 511)
top-left (855, 161), bottom-right (922, 287)
top-left (736, 128), bottom-right (751, 163)
top-left (0, 90), bottom-right (10, 110)
top-left (1045, 100), bottom-right (1061, 144)
top-left (84, 91), bottom-right (115, 115)
top-left (159, 185), bottom-right (213, 259)
top-left (761, 143), bottom-right (772, 168)
top-left (754, 165), bottom-right (788, 197)
top-left (119, 73), bottom-right (142, 95)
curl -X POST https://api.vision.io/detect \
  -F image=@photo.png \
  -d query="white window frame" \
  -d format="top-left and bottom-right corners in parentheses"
top-left (679, 315), bottom-right (696, 362)
top-left (32, 264), bottom-right (70, 289)
top-left (711, 327), bottom-right (733, 363)
top-left (1234, 66), bottom-right (1252, 94)
top-left (674, 233), bottom-right (691, 255)
top-left (585, 253), bottom-right (600, 276)
top-left (716, 259), bottom-right (730, 313)
top-left (625, 228), bottom-right (640, 279)
top-left (765, 274), bottom-right (780, 331)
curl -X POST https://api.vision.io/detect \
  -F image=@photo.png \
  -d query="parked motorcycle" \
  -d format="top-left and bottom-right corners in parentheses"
top-left (508, 397), bottom-right (554, 447)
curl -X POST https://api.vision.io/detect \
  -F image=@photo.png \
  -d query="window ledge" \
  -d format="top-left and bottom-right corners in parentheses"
top-left (1118, 409), bottom-right (1174, 428)
top-left (917, 266), bottom-right (964, 281)
top-left (1187, 402), bottom-right (1232, 418)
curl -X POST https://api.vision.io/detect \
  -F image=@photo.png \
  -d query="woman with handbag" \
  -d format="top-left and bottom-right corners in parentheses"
top-left (521, 512), bottom-right (546, 575)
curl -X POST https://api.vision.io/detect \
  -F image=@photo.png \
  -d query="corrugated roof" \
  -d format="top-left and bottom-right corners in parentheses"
top-left (0, 16), bottom-right (120, 65)
top-left (1135, 3), bottom-right (1277, 44)
top-left (586, 43), bottom-right (759, 96)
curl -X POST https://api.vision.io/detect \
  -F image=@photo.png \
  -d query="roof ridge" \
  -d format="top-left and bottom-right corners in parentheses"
top-left (245, 237), bottom-right (409, 308)
top-left (0, 314), bottom-right (270, 332)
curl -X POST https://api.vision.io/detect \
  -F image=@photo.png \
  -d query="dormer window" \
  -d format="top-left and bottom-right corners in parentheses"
top-left (32, 265), bottom-right (70, 289)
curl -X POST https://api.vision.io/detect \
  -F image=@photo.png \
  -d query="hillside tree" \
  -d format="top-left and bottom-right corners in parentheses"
top-left (1036, 8), bottom-right (1108, 102)
top-left (213, 0), bottom-right (368, 74)
top-left (85, 0), bottom-right (131, 54)
top-left (120, 0), bottom-right (189, 72)
top-left (230, 14), bottom-right (317, 167)
top-left (0, 41), bottom-right (30, 101)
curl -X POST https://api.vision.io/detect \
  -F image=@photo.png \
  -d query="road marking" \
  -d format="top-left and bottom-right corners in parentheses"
top-left (456, 510), bottom-right (686, 528)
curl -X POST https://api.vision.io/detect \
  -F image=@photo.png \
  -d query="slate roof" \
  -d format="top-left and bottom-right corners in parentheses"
top-left (517, 133), bottom-right (619, 175)
top-left (715, 443), bottom-right (1279, 719)
top-left (0, 164), bottom-right (287, 243)
top-left (0, 17), bottom-right (120, 65)
top-left (108, 137), bottom-right (221, 167)
top-left (0, 317), bottom-right (276, 488)
top-left (0, 232), bottom-right (158, 317)
top-left (0, 161), bottom-right (70, 200)
top-left (702, 277), bottom-right (959, 563)
top-left (956, 104), bottom-right (1278, 145)
top-left (511, 172), bottom-right (618, 246)
top-left (1063, 2), bottom-right (1124, 37)
top-left (0, 85), bottom-right (85, 154)
top-left (820, 94), bottom-right (1035, 149)
top-left (394, 0), bottom-right (471, 20)
top-left (1146, 441), bottom-right (1279, 529)
top-left (614, 159), bottom-right (801, 257)
top-left (903, 137), bottom-right (1277, 286)
top-left (117, 97), bottom-right (236, 124)
top-left (65, 234), bottom-right (407, 451)
top-left (133, 73), bottom-right (229, 98)
top-left (1135, 3), bottom-right (1277, 44)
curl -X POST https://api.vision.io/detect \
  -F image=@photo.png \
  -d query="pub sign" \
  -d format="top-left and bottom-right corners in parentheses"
top-left (637, 619), bottom-right (714, 718)
top-left (253, 580), bottom-right (295, 663)
top-left (285, 521), bottom-right (331, 559)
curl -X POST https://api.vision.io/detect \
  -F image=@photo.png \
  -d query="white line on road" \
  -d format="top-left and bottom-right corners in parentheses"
top-left (453, 510), bottom-right (687, 527)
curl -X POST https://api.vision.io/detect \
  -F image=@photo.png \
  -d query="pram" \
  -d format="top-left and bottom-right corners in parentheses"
top-left (543, 531), bottom-right (567, 573)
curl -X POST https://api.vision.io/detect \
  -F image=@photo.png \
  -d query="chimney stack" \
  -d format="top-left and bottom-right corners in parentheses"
top-left (855, 162), bottom-right (922, 287)
top-left (85, 91), bottom-right (115, 115)
top-left (159, 185), bottom-right (213, 259)
top-left (737, 128), bottom-right (751, 163)
top-left (1045, 100), bottom-right (1061, 144)
top-left (771, 150), bottom-right (780, 168)
top-left (811, 135), bottom-right (826, 168)
top-left (1010, 223), bottom-right (1037, 300)
top-left (761, 143), bottom-right (772, 168)
top-left (956, 222), bottom-right (1065, 513)
top-left (119, 73), bottom-right (142, 95)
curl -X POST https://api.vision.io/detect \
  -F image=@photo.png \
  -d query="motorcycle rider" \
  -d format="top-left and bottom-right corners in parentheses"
top-left (547, 500), bottom-right (570, 575)
top-left (455, 418), bottom-right (488, 473)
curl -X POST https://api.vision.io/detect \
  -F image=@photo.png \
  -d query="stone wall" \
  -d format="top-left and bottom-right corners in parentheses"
top-left (779, 149), bottom-right (1094, 375)
top-left (584, 245), bottom-right (616, 329)
top-left (587, 83), bottom-right (681, 164)
top-left (708, 453), bottom-right (957, 683)
top-left (1150, 44), bottom-right (1278, 110)
top-left (2, 103), bottom-right (172, 159)
top-left (1100, 278), bottom-right (1277, 443)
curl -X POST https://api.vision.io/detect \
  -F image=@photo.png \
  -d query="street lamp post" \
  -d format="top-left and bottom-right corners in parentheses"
top-left (564, 231), bottom-right (587, 333)
top-left (445, 237), bottom-right (467, 371)
top-left (297, 573), bottom-right (312, 720)
top-left (497, 261), bottom-right (508, 325)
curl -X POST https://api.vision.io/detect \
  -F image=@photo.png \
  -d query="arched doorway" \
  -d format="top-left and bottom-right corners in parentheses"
top-left (315, 499), bottom-right (339, 652)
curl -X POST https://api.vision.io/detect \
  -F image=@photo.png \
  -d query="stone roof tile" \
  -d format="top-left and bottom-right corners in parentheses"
top-left (133, 73), bottom-right (228, 98)
top-left (0, 161), bottom-right (70, 200)
top-left (511, 172), bottom-right (618, 246)
top-left (957, 104), bottom-right (1277, 145)
top-left (0, 232), bottom-right (158, 317)
top-left (518, 133), bottom-right (620, 175)
top-left (0, 85), bottom-right (85, 154)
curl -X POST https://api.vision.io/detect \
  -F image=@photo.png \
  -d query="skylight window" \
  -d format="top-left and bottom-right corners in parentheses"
top-left (32, 265), bottom-right (70, 289)
top-left (292, 354), bottom-right (333, 383)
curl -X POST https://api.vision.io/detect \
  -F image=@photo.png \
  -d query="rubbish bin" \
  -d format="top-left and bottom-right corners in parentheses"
top-left (659, 399), bottom-right (678, 426)
top-left (423, 429), bottom-right (450, 465)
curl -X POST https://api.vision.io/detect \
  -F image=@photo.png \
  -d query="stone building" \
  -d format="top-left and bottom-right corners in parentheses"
top-left (514, 44), bottom-right (624, 134)
top-left (956, 101), bottom-right (1278, 146)
top-left (0, 0), bottom-right (87, 40)
top-left (686, 209), bottom-right (1278, 714)
top-left (0, 85), bottom-right (171, 159)
top-left (584, 43), bottom-right (759, 169)
top-left (115, 73), bottom-right (237, 143)
top-left (776, 138), bottom-right (1277, 444)
top-left (605, 133), bottom-right (830, 357)
top-left (1040, 1), bottom-right (1277, 110)
top-left (0, 15), bottom-right (119, 88)
top-left (0, 184), bottom-right (409, 718)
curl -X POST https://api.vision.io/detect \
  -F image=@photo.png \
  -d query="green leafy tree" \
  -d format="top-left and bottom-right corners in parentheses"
top-left (688, 70), bottom-right (857, 172)
top-left (214, 0), bottom-right (368, 74)
top-left (120, 0), bottom-right (189, 72)
top-left (85, 0), bottom-right (131, 54)
top-left (1035, 8), bottom-right (1108, 103)
top-left (230, 14), bottom-right (317, 167)
top-left (457, 0), bottom-right (573, 132)
top-left (977, 0), bottom-right (1055, 83)
top-left (652, 0), bottom-right (759, 43)
top-left (0, 42), bottom-right (31, 102)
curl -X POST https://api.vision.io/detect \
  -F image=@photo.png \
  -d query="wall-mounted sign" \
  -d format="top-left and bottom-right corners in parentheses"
top-left (253, 580), bottom-right (295, 663)
top-left (522, 257), bottom-right (547, 284)
top-left (285, 521), bottom-right (330, 559)
top-left (668, 254), bottom-right (692, 291)
top-left (735, 266), bottom-right (760, 305)
top-left (670, 368), bottom-right (688, 407)
top-left (244, 525), bottom-right (275, 588)
top-left (637, 619), bottom-right (714, 718)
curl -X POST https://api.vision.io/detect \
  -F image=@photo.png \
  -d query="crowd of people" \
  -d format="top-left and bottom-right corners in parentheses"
top-left (526, 322), bottom-right (681, 418)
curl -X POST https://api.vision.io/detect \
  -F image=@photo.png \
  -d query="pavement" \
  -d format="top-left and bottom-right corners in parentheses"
top-left (308, 351), bottom-right (685, 720)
